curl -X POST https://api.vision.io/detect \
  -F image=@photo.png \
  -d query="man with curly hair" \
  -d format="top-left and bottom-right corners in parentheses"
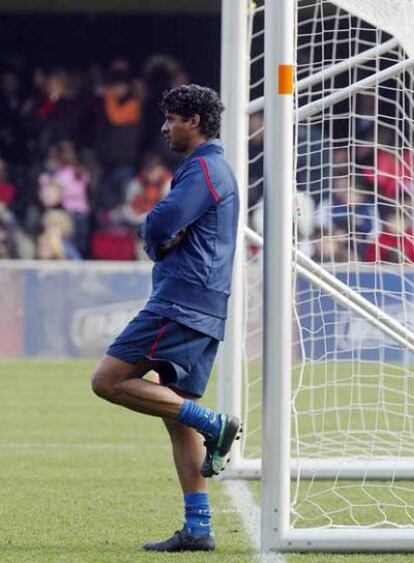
top-left (91, 84), bottom-right (241, 552)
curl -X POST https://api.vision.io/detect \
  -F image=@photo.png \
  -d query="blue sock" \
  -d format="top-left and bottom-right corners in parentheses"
top-left (177, 400), bottom-right (222, 439)
top-left (184, 492), bottom-right (211, 537)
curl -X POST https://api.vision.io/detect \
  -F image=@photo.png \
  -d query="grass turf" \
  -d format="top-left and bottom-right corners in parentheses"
top-left (3, 359), bottom-right (414, 562)
top-left (0, 359), bottom-right (254, 562)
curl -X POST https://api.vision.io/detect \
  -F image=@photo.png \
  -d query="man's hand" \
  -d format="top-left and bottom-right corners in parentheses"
top-left (155, 229), bottom-right (187, 259)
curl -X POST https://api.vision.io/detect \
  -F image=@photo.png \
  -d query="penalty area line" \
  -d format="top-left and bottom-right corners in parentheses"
top-left (224, 480), bottom-right (286, 562)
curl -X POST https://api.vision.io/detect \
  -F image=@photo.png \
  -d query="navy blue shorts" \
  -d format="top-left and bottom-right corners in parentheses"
top-left (106, 309), bottom-right (219, 398)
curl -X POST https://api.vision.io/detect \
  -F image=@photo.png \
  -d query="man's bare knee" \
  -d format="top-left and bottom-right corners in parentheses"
top-left (91, 368), bottom-right (114, 400)
top-left (91, 355), bottom-right (146, 400)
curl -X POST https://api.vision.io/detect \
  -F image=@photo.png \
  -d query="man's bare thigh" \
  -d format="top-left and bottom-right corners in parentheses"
top-left (94, 354), bottom-right (160, 383)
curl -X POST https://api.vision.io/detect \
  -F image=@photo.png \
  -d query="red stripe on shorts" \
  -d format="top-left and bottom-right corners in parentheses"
top-left (198, 157), bottom-right (221, 203)
top-left (148, 325), bottom-right (167, 358)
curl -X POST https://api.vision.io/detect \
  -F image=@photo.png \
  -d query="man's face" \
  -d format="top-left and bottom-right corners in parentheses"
top-left (161, 112), bottom-right (193, 153)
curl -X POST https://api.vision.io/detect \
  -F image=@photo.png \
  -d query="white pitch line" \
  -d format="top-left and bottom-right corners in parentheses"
top-left (224, 479), bottom-right (286, 563)
top-left (0, 443), bottom-right (169, 450)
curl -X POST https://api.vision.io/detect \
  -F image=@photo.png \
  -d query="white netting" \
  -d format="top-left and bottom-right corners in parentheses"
top-left (292, 0), bottom-right (414, 526)
top-left (334, 0), bottom-right (414, 57)
top-left (243, 0), bottom-right (414, 531)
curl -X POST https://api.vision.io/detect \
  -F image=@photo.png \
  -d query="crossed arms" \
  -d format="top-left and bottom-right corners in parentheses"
top-left (138, 159), bottom-right (219, 261)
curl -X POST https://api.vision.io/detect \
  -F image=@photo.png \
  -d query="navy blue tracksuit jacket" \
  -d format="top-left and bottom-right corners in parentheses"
top-left (139, 139), bottom-right (239, 328)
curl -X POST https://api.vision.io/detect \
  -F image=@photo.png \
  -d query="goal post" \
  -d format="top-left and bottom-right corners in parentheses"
top-left (219, 0), bottom-right (414, 554)
top-left (217, 0), bottom-right (250, 472)
top-left (261, 0), bottom-right (295, 551)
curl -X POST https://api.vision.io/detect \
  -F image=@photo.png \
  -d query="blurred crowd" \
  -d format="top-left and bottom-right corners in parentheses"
top-left (0, 55), bottom-right (186, 260)
top-left (1, 59), bottom-right (413, 265)
top-left (248, 93), bottom-right (414, 265)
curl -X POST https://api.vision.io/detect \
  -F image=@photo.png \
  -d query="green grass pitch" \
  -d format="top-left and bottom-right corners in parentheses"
top-left (0, 359), bottom-right (254, 562)
top-left (2, 358), bottom-right (414, 562)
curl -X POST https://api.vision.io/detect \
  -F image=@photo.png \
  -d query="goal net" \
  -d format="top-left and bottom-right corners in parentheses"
top-left (220, 0), bottom-right (414, 552)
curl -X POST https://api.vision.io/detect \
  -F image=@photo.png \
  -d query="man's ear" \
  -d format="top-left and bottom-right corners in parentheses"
top-left (190, 113), bottom-right (201, 129)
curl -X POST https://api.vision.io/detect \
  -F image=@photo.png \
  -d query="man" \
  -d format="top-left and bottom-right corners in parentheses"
top-left (91, 84), bottom-right (241, 552)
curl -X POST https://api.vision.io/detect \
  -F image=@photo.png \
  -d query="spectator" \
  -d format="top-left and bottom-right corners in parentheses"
top-left (0, 207), bottom-right (20, 259)
top-left (27, 68), bottom-right (86, 158)
top-left (94, 63), bottom-right (143, 210)
top-left (36, 140), bottom-right (90, 256)
top-left (315, 176), bottom-right (376, 259)
top-left (355, 129), bottom-right (375, 171)
top-left (0, 160), bottom-right (34, 257)
top-left (39, 209), bottom-right (81, 260)
top-left (0, 159), bottom-right (16, 208)
top-left (331, 147), bottom-right (348, 177)
top-left (33, 144), bottom-right (61, 224)
top-left (355, 93), bottom-right (376, 141)
top-left (310, 227), bottom-right (351, 263)
top-left (38, 171), bottom-right (62, 209)
top-left (296, 122), bottom-right (330, 204)
top-left (97, 63), bottom-right (141, 156)
top-left (0, 205), bottom-right (34, 259)
top-left (36, 230), bottom-right (66, 260)
top-left (363, 126), bottom-right (414, 212)
top-left (54, 140), bottom-right (90, 256)
top-left (365, 208), bottom-right (414, 263)
top-left (123, 154), bottom-right (172, 227)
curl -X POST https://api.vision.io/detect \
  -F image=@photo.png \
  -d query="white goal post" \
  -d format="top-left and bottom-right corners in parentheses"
top-left (219, 0), bottom-right (414, 553)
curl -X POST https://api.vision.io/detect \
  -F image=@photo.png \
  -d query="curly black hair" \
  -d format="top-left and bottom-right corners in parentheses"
top-left (160, 84), bottom-right (224, 139)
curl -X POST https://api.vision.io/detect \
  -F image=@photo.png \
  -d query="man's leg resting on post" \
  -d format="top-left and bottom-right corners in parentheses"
top-left (91, 355), bottom-right (242, 476)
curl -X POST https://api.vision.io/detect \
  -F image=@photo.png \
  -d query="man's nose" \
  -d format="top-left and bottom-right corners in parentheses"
top-left (161, 120), bottom-right (168, 134)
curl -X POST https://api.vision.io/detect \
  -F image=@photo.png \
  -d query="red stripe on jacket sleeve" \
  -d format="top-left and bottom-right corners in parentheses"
top-left (198, 157), bottom-right (221, 203)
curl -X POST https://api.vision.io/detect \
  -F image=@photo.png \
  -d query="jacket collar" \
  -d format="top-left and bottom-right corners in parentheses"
top-left (187, 139), bottom-right (224, 160)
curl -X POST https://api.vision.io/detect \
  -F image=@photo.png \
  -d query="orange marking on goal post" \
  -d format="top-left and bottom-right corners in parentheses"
top-left (278, 64), bottom-right (294, 95)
